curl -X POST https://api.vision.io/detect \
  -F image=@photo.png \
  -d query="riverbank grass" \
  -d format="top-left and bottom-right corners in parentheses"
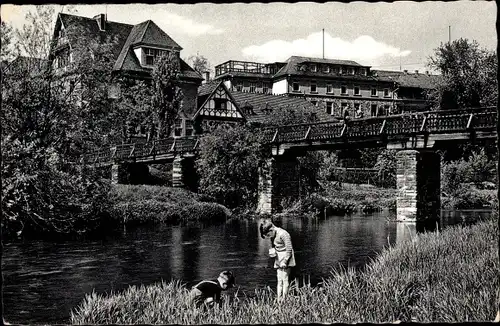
top-left (71, 219), bottom-right (498, 324)
top-left (109, 184), bottom-right (231, 225)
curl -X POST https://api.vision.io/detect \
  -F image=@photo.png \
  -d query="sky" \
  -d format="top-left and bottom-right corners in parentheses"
top-left (1, 2), bottom-right (497, 74)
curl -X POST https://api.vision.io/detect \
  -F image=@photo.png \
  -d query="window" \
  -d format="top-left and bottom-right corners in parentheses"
top-left (185, 120), bottom-right (194, 136)
top-left (292, 82), bottom-right (300, 92)
top-left (310, 82), bottom-right (317, 93)
top-left (326, 84), bottom-right (333, 94)
top-left (371, 88), bottom-right (378, 97)
top-left (311, 64), bottom-right (317, 72)
top-left (249, 82), bottom-right (256, 93)
top-left (354, 86), bottom-right (360, 96)
top-left (341, 85), bottom-right (348, 95)
top-left (371, 104), bottom-right (378, 117)
top-left (236, 83), bottom-right (243, 92)
top-left (215, 99), bottom-right (226, 110)
top-left (174, 119), bottom-right (183, 137)
top-left (340, 67), bottom-right (345, 74)
top-left (384, 105), bottom-right (390, 114)
top-left (383, 88), bottom-right (390, 97)
top-left (323, 65), bottom-right (330, 73)
top-left (360, 68), bottom-right (366, 75)
top-left (263, 82), bottom-right (270, 94)
top-left (326, 102), bottom-right (333, 115)
top-left (144, 48), bottom-right (169, 66)
top-left (57, 49), bottom-right (70, 68)
top-left (349, 67), bottom-right (355, 75)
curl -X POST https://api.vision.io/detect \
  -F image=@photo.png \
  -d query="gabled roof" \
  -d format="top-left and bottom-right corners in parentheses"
top-left (58, 13), bottom-right (133, 62)
top-left (373, 70), bottom-right (443, 89)
top-left (54, 13), bottom-right (201, 81)
top-left (129, 20), bottom-right (182, 50)
top-left (193, 80), bottom-right (247, 120)
top-left (273, 56), bottom-right (366, 79)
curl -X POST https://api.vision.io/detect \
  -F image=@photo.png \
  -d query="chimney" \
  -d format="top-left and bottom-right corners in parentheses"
top-left (414, 70), bottom-right (419, 74)
top-left (204, 71), bottom-right (210, 83)
top-left (94, 14), bottom-right (106, 31)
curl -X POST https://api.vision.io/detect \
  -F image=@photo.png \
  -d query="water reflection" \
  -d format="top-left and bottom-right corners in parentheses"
top-left (2, 209), bottom-right (490, 324)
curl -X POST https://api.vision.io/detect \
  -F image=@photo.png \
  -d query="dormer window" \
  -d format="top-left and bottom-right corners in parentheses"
top-left (311, 64), bottom-right (317, 72)
top-left (349, 67), bottom-right (355, 75)
top-left (144, 48), bottom-right (169, 66)
top-left (323, 65), bottom-right (330, 73)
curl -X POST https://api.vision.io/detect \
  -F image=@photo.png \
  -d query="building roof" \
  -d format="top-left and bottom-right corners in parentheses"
top-left (55, 13), bottom-right (201, 81)
top-left (273, 56), bottom-right (366, 79)
top-left (196, 80), bottom-right (336, 124)
top-left (373, 70), bottom-right (443, 89)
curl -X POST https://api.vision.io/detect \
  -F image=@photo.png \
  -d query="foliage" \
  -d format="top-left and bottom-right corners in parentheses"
top-left (14, 5), bottom-right (55, 59)
top-left (441, 148), bottom-right (496, 196)
top-left (373, 149), bottom-right (397, 188)
top-left (317, 151), bottom-right (340, 181)
top-left (196, 124), bottom-right (262, 209)
top-left (1, 21), bottom-right (15, 62)
top-left (151, 53), bottom-right (184, 139)
top-left (427, 38), bottom-right (497, 108)
top-left (188, 54), bottom-right (211, 75)
top-left (1, 8), bottom-right (117, 237)
top-left (71, 220), bottom-right (498, 323)
top-left (108, 184), bottom-right (230, 225)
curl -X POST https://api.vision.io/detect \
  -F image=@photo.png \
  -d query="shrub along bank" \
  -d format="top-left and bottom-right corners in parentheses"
top-left (108, 184), bottom-right (231, 225)
top-left (71, 218), bottom-right (498, 324)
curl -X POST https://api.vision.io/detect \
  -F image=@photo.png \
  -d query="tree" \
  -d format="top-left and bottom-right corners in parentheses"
top-left (151, 53), bottom-right (184, 139)
top-left (1, 21), bottom-right (15, 63)
top-left (1, 8), bottom-right (120, 237)
top-left (428, 38), bottom-right (497, 108)
top-left (188, 54), bottom-right (210, 75)
top-left (14, 5), bottom-right (55, 59)
top-left (196, 124), bottom-right (262, 209)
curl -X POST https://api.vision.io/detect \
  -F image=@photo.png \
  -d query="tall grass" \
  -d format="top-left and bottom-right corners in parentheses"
top-left (71, 219), bottom-right (498, 324)
top-left (108, 184), bottom-right (231, 225)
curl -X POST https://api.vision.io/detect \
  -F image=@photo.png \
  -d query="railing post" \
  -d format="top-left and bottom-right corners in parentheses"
top-left (340, 123), bottom-right (347, 137)
top-left (379, 119), bottom-right (386, 135)
top-left (420, 116), bottom-right (427, 132)
top-left (304, 126), bottom-right (311, 140)
top-left (271, 129), bottom-right (279, 143)
top-left (171, 139), bottom-right (177, 152)
top-left (129, 144), bottom-right (135, 158)
top-left (466, 113), bottom-right (474, 129)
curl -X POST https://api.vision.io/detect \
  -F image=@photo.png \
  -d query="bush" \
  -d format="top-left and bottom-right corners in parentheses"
top-left (442, 186), bottom-right (496, 209)
top-left (373, 150), bottom-right (397, 188)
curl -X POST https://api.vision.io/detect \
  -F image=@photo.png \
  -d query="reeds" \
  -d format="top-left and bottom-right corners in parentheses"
top-left (71, 219), bottom-right (499, 324)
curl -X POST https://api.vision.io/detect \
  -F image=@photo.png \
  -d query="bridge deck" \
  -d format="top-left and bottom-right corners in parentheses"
top-left (84, 107), bottom-right (497, 164)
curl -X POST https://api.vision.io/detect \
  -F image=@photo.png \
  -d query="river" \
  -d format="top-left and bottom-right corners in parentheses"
top-left (2, 209), bottom-right (490, 324)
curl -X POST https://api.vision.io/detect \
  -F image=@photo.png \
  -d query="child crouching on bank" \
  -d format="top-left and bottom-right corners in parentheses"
top-left (189, 270), bottom-right (235, 308)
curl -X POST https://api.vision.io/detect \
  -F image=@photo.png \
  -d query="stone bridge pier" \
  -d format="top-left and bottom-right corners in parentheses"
top-left (257, 156), bottom-right (301, 214)
top-left (396, 150), bottom-right (441, 224)
top-left (172, 155), bottom-right (198, 192)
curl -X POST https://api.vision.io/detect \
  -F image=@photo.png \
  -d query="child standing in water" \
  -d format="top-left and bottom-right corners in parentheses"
top-left (260, 218), bottom-right (296, 301)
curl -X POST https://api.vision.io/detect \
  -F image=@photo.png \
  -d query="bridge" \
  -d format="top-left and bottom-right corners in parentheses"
top-left (85, 107), bottom-right (497, 224)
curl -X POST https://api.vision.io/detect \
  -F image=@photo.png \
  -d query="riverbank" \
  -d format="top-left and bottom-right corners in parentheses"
top-left (70, 218), bottom-right (498, 324)
top-left (108, 184), bottom-right (231, 226)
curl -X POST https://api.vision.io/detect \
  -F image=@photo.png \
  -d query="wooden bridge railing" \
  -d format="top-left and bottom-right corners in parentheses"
top-left (84, 107), bottom-right (497, 165)
top-left (269, 106), bottom-right (497, 144)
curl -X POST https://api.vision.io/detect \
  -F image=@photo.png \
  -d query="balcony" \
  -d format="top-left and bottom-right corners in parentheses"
top-left (214, 60), bottom-right (285, 77)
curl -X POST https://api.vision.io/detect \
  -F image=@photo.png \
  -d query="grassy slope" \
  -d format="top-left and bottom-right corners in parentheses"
top-left (108, 184), bottom-right (231, 225)
top-left (71, 219), bottom-right (498, 324)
